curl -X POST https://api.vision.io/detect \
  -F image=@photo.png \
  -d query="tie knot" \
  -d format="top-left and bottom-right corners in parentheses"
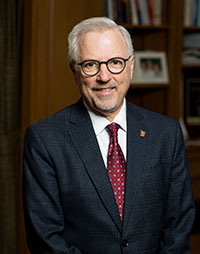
top-left (106, 122), bottom-right (120, 137)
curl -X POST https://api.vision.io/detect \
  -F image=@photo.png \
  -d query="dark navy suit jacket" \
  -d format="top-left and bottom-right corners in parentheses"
top-left (23, 99), bottom-right (195, 254)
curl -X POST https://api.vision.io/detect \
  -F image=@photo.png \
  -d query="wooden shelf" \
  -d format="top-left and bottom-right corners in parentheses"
top-left (184, 26), bottom-right (200, 31)
top-left (186, 141), bottom-right (200, 152)
top-left (182, 65), bottom-right (200, 69)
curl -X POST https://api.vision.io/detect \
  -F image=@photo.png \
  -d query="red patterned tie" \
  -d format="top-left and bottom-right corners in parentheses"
top-left (106, 122), bottom-right (126, 221)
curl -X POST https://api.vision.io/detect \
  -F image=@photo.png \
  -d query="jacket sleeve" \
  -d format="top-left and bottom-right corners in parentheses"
top-left (160, 121), bottom-right (195, 253)
top-left (22, 125), bottom-right (82, 254)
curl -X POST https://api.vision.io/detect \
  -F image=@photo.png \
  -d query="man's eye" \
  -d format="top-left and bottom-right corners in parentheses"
top-left (113, 60), bottom-right (120, 65)
top-left (110, 59), bottom-right (122, 65)
top-left (84, 62), bottom-right (97, 68)
top-left (109, 59), bottom-right (123, 68)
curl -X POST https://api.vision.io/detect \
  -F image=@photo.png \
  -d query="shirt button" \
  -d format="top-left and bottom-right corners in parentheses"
top-left (121, 239), bottom-right (128, 247)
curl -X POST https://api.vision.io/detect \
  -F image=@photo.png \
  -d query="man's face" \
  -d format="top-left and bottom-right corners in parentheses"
top-left (72, 28), bottom-right (134, 121)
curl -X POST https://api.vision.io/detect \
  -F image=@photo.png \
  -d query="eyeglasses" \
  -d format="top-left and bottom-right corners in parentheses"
top-left (78, 56), bottom-right (132, 76)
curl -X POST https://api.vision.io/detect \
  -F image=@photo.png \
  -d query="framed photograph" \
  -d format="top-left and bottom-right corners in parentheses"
top-left (185, 78), bottom-right (200, 125)
top-left (131, 51), bottom-right (169, 84)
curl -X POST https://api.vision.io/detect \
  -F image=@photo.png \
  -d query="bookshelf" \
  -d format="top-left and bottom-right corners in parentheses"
top-left (104, 0), bottom-right (183, 118)
top-left (183, 72), bottom-right (200, 139)
top-left (104, 1), bottom-right (200, 253)
top-left (182, 17), bottom-right (200, 141)
top-left (104, 0), bottom-right (200, 139)
top-left (181, 4), bottom-right (200, 251)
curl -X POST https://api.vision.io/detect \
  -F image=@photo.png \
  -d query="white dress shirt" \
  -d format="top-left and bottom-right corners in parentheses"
top-left (87, 99), bottom-right (127, 168)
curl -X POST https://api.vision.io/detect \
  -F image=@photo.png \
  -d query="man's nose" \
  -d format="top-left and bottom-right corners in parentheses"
top-left (97, 63), bottom-right (112, 82)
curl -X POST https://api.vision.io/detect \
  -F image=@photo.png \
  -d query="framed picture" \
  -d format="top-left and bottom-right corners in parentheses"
top-left (185, 78), bottom-right (200, 125)
top-left (131, 51), bottom-right (169, 84)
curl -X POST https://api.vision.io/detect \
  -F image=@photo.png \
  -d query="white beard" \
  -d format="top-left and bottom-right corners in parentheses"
top-left (93, 94), bottom-right (118, 112)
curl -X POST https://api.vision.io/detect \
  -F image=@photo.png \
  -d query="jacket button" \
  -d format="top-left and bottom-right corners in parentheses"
top-left (121, 240), bottom-right (128, 247)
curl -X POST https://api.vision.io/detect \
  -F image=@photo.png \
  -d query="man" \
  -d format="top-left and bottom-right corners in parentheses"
top-left (23, 17), bottom-right (195, 254)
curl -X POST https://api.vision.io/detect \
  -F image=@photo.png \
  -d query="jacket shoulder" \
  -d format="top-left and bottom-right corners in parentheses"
top-left (24, 102), bottom-right (79, 140)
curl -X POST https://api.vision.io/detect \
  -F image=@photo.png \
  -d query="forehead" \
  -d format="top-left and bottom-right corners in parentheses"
top-left (77, 28), bottom-right (128, 60)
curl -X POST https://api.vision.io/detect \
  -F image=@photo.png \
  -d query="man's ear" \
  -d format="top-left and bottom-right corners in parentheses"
top-left (130, 55), bottom-right (134, 79)
top-left (70, 62), bottom-right (79, 84)
top-left (70, 62), bottom-right (76, 74)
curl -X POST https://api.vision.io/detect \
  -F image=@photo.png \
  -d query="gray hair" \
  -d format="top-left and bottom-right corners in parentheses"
top-left (68, 17), bottom-right (134, 63)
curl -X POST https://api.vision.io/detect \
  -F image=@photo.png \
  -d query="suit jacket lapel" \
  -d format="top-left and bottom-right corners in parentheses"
top-left (123, 102), bottom-right (148, 230)
top-left (66, 100), bottom-right (122, 232)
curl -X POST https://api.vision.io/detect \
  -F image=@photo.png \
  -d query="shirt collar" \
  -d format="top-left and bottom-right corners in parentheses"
top-left (87, 99), bottom-right (127, 136)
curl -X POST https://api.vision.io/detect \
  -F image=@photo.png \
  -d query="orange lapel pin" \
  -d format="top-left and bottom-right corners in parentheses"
top-left (140, 129), bottom-right (146, 137)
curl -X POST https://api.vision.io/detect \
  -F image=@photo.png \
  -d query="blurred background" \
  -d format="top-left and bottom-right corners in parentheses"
top-left (0, 0), bottom-right (200, 253)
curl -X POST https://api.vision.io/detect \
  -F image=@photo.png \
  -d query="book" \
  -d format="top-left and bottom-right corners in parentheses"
top-left (104, 0), bottom-right (162, 26)
top-left (135, 0), bottom-right (142, 24)
top-left (105, 0), bottom-right (114, 20)
top-left (126, 0), bottom-right (132, 24)
top-left (116, 0), bottom-right (123, 23)
top-left (185, 78), bottom-right (200, 125)
top-left (198, 0), bottom-right (200, 26)
top-left (146, 0), bottom-right (154, 24)
top-left (154, 0), bottom-right (162, 25)
top-left (130, 0), bottom-right (139, 24)
top-left (183, 33), bottom-right (200, 48)
top-left (183, 0), bottom-right (200, 27)
top-left (184, 0), bottom-right (193, 26)
top-left (140, 0), bottom-right (150, 25)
